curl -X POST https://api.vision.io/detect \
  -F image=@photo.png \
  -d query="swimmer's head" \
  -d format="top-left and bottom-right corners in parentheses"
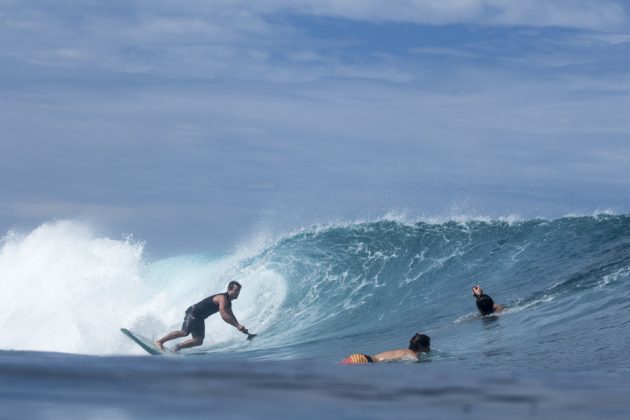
top-left (409, 333), bottom-right (430, 352)
top-left (475, 294), bottom-right (495, 316)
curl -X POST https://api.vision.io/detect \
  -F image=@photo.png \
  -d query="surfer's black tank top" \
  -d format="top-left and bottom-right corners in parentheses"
top-left (191, 292), bottom-right (231, 319)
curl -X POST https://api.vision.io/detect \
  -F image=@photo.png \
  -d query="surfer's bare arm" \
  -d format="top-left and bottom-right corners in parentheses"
top-left (493, 303), bottom-right (504, 313)
top-left (218, 296), bottom-right (249, 334)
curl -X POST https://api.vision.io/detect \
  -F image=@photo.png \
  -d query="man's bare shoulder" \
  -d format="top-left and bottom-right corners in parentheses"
top-left (373, 348), bottom-right (418, 363)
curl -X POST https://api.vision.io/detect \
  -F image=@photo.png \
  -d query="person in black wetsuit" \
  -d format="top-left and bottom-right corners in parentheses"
top-left (472, 285), bottom-right (504, 316)
top-left (154, 281), bottom-right (253, 352)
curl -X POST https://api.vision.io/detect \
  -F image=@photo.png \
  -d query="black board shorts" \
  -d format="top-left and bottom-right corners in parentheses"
top-left (181, 306), bottom-right (205, 338)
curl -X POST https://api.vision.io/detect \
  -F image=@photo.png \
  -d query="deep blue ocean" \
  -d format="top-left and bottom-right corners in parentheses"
top-left (1, 214), bottom-right (630, 419)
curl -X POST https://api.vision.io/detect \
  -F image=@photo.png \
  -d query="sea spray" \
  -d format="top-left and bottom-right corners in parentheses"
top-left (0, 221), bottom-right (287, 354)
top-left (0, 221), bottom-right (145, 354)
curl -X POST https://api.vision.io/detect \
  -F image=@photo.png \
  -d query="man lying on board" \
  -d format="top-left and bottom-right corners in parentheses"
top-left (472, 285), bottom-right (504, 316)
top-left (340, 333), bottom-right (431, 364)
top-left (155, 281), bottom-right (254, 353)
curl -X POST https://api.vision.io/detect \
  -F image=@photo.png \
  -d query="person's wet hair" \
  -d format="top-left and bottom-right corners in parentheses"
top-left (228, 281), bottom-right (242, 290)
top-left (409, 333), bottom-right (430, 352)
top-left (475, 294), bottom-right (495, 316)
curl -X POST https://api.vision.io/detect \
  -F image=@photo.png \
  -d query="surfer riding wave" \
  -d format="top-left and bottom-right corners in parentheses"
top-left (155, 281), bottom-right (255, 353)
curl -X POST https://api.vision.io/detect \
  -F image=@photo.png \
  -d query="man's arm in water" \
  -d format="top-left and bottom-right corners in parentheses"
top-left (217, 295), bottom-right (249, 334)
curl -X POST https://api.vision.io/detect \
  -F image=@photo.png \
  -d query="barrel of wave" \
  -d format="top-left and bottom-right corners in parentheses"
top-left (122, 258), bottom-right (288, 355)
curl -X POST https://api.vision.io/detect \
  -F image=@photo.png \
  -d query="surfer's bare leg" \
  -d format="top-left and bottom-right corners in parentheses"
top-left (155, 330), bottom-right (188, 350)
top-left (173, 336), bottom-right (203, 352)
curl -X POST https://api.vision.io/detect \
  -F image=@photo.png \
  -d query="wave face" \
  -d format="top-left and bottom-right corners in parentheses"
top-left (2, 215), bottom-right (630, 371)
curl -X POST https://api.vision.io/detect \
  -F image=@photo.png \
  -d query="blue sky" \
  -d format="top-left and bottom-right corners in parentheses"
top-left (1, 1), bottom-right (629, 255)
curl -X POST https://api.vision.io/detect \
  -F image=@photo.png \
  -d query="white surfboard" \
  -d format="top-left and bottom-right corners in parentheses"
top-left (120, 328), bottom-right (172, 356)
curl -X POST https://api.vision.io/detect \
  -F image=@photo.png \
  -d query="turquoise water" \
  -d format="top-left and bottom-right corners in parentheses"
top-left (1, 214), bottom-right (630, 418)
top-left (220, 214), bottom-right (630, 371)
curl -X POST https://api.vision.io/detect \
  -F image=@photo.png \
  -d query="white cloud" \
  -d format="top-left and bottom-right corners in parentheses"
top-left (1, 1), bottom-right (627, 82)
top-left (257, 0), bottom-right (628, 31)
top-left (133, 0), bottom-right (629, 31)
top-left (411, 46), bottom-right (478, 59)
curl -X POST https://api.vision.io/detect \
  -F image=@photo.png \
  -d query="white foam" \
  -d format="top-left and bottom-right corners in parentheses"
top-left (0, 221), bottom-right (145, 354)
top-left (506, 295), bottom-right (556, 313)
top-left (0, 220), bottom-right (288, 355)
top-left (561, 209), bottom-right (619, 219)
top-left (598, 267), bottom-right (630, 288)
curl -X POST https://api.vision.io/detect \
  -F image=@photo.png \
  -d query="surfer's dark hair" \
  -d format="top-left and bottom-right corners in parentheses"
top-left (476, 294), bottom-right (495, 316)
top-left (409, 333), bottom-right (430, 352)
top-left (228, 281), bottom-right (242, 290)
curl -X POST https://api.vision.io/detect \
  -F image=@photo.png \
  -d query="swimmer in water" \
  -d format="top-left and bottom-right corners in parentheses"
top-left (340, 333), bottom-right (431, 364)
top-left (472, 285), bottom-right (504, 316)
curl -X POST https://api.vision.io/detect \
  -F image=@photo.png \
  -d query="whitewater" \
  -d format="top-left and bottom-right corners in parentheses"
top-left (1, 214), bottom-right (630, 419)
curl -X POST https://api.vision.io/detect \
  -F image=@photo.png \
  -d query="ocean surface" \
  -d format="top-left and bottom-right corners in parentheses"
top-left (1, 214), bottom-right (630, 419)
